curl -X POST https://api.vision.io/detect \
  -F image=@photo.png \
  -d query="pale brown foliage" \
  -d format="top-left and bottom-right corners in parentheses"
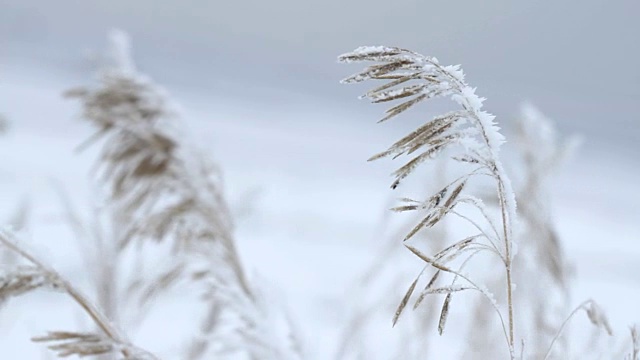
top-left (340, 45), bottom-right (518, 357)
top-left (0, 230), bottom-right (157, 359)
top-left (67, 31), bottom-right (301, 359)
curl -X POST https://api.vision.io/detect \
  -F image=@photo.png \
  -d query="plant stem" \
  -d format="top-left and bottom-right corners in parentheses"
top-left (543, 300), bottom-right (592, 360)
top-left (497, 176), bottom-right (515, 357)
top-left (0, 231), bottom-right (132, 358)
top-left (432, 55), bottom-right (518, 358)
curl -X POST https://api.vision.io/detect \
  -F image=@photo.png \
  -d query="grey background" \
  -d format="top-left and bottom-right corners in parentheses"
top-left (1, 3), bottom-right (639, 357)
top-left (1, 0), bottom-right (639, 157)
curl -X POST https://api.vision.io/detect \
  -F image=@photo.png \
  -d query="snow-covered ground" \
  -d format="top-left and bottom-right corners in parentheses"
top-left (1, 60), bottom-right (639, 359)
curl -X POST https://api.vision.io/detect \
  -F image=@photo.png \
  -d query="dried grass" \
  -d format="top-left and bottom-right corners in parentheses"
top-left (66, 30), bottom-right (302, 359)
top-left (465, 104), bottom-right (578, 359)
top-left (334, 189), bottom-right (449, 359)
top-left (340, 45), bottom-right (519, 357)
top-left (339, 46), bottom-right (632, 360)
top-left (543, 299), bottom-right (613, 360)
top-left (630, 326), bottom-right (639, 360)
top-left (0, 32), bottom-right (636, 360)
top-left (0, 229), bottom-right (157, 359)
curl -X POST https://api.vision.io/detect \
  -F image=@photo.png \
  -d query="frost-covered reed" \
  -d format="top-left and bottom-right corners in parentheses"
top-left (338, 46), bottom-right (627, 359)
top-left (340, 45), bottom-right (519, 357)
top-left (67, 30), bottom-right (301, 360)
top-left (0, 229), bottom-right (157, 359)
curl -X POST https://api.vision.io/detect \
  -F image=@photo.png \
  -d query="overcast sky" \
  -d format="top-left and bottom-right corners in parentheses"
top-left (1, 0), bottom-right (638, 157)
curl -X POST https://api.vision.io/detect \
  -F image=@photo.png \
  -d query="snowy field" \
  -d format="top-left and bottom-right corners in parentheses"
top-left (1, 51), bottom-right (639, 360)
